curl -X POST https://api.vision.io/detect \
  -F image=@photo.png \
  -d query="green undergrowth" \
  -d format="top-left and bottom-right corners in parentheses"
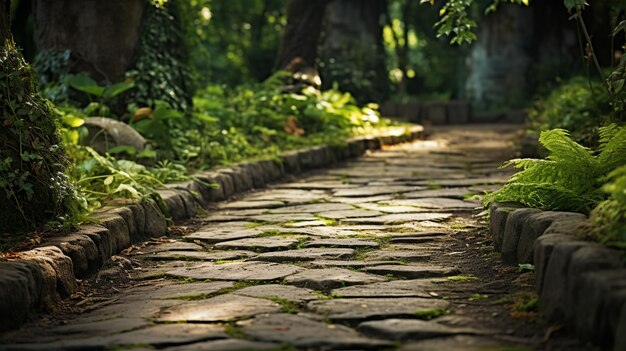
top-left (486, 125), bottom-right (626, 249)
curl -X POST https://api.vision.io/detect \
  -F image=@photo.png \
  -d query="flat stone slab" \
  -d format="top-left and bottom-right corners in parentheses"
top-left (165, 339), bottom-right (280, 351)
top-left (144, 250), bottom-right (255, 261)
top-left (358, 319), bottom-right (487, 341)
top-left (219, 200), bottom-right (285, 210)
top-left (333, 195), bottom-right (394, 204)
top-left (362, 265), bottom-right (460, 278)
top-left (402, 188), bottom-right (475, 199)
top-left (267, 203), bottom-right (354, 214)
top-left (137, 241), bottom-right (204, 254)
top-left (332, 279), bottom-right (444, 298)
top-left (284, 268), bottom-right (386, 290)
top-left (357, 203), bottom-right (430, 214)
top-left (342, 213), bottom-right (453, 224)
top-left (305, 238), bottom-right (379, 249)
top-left (256, 226), bottom-right (361, 237)
top-left (156, 294), bottom-right (281, 322)
top-left (307, 298), bottom-right (450, 322)
top-left (333, 186), bottom-right (418, 197)
top-left (125, 281), bottom-right (235, 300)
top-left (239, 313), bottom-right (391, 350)
top-left (282, 220), bottom-right (328, 227)
top-left (11, 323), bottom-right (227, 349)
top-left (389, 198), bottom-right (477, 210)
top-left (185, 229), bottom-right (261, 244)
top-left (277, 181), bottom-right (358, 190)
top-left (317, 209), bottom-right (383, 219)
top-left (308, 260), bottom-right (396, 268)
top-left (234, 284), bottom-right (318, 303)
top-left (364, 250), bottom-right (432, 262)
top-left (397, 335), bottom-right (518, 351)
top-left (246, 213), bottom-right (319, 223)
top-left (166, 262), bottom-right (303, 281)
top-left (251, 248), bottom-right (355, 262)
top-left (43, 318), bottom-right (148, 339)
top-left (214, 236), bottom-right (305, 251)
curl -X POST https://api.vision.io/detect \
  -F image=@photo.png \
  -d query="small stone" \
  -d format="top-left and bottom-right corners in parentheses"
top-left (342, 213), bottom-right (453, 224)
top-left (332, 279), bottom-right (444, 298)
top-left (214, 236), bottom-right (305, 251)
top-left (308, 297), bottom-right (450, 322)
top-left (156, 295), bottom-right (281, 322)
top-left (252, 248), bottom-right (354, 262)
top-left (284, 268), bottom-right (386, 290)
top-left (358, 319), bottom-right (485, 341)
top-left (305, 239), bottom-right (379, 249)
top-left (235, 284), bottom-right (318, 303)
top-left (166, 262), bottom-right (303, 281)
top-left (362, 265), bottom-right (460, 279)
top-left (363, 250), bottom-right (432, 262)
top-left (239, 313), bottom-right (391, 349)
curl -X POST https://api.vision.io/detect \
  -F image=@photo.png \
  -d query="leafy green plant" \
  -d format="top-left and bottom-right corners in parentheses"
top-left (485, 125), bottom-right (626, 214)
top-left (589, 165), bottom-right (626, 248)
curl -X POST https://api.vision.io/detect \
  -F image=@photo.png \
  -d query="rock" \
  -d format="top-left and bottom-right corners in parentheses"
top-left (144, 250), bottom-right (255, 261)
top-left (158, 190), bottom-right (188, 221)
top-left (305, 238), bottom-right (379, 249)
top-left (341, 213), bottom-right (453, 224)
top-left (0, 261), bottom-right (44, 331)
top-left (82, 117), bottom-right (146, 154)
top-left (239, 313), bottom-right (390, 350)
top-left (397, 335), bottom-right (519, 351)
top-left (500, 208), bottom-right (541, 264)
top-left (364, 250), bottom-right (432, 262)
top-left (235, 284), bottom-right (318, 303)
top-left (362, 265), bottom-right (460, 279)
top-left (214, 236), bottom-right (304, 251)
top-left (125, 281), bottom-right (234, 300)
top-left (308, 297), bottom-right (450, 322)
top-left (389, 198), bottom-right (477, 210)
top-left (251, 248), bottom-right (355, 262)
top-left (308, 260), bottom-right (396, 268)
top-left (331, 279), bottom-right (444, 298)
top-left (185, 229), bottom-right (261, 244)
top-left (18, 246), bottom-right (77, 296)
top-left (333, 186), bottom-right (418, 197)
top-left (166, 262), bottom-right (303, 281)
top-left (219, 200), bottom-right (285, 210)
top-left (284, 268), bottom-right (386, 290)
top-left (91, 212), bottom-right (131, 254)
top-left (533, 234), bottom-right (578, 293)
top-left (164, 339), bottom-right (280, 351)
top-left (540, 241), bottom-right (590, 321)
top-left (517, 211), bottom-right (588, 264)
top-left (572, 269), bottom-right (626, 346)
top-left (358, 319), bottom-right (485, 341)
top-left (141, 199), bottom-right (168, 237)
top-left (43, 234), bottom-right (99, 277)
top-left (156, 294), bottom-right (281, 322)
top-left (489, 202), bottom-right (522, 251)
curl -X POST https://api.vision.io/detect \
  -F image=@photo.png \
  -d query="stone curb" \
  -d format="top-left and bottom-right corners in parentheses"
top-left (489, 202), bottom-right (626, 351)
top-left (0, 126), bottom-right (423, 332)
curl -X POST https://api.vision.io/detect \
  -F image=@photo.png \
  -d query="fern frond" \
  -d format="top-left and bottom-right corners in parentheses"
top-left (486, 182), bottom-right (599, 213)
top-left (598, 123), bottom-right (620, 151)
top-left (597, 126), bottom-right (626, 173)
top-left (539, 129), bottom-right (594, 166)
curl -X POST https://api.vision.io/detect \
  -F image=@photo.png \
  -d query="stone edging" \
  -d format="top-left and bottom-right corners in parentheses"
top-left (490, 202), bottom-right (626, 351)
top-left (0, 126), bottom-right (424, 332)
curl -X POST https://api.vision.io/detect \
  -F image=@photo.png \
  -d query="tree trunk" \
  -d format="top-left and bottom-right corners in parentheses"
top-left (0, 0), bottom-right (10, 43)
top-left (319, 0), bottom-right (389, 103)
top-left (275, 0), bottom-right (329, 69)
top-left (33, 0), bottom-right (145, 83)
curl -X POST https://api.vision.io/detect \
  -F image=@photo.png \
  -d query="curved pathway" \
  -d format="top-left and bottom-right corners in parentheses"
top-left (1, 125), bottom-right (591, 351)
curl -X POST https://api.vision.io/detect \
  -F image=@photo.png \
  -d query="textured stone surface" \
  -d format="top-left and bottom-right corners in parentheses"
top-left (305, 238), bottom-right (379, 249)
top-left (332, 279), bottom-right (443, 298)
top-left (156, 295), bottom-right (281, 322)
top-left (234, 284), bottom-right (318, 303)
top-left (358, 319), bottom-right (487, 341)
top-left (342, 213), bottom-right (453, 224)
top-left (239, 313), bottom-right (391, 350)
top-left (214, 236), bottom-right (304, 251)
top-left (284, 268), bottom-right (386, 290)
top-left (166, 262), bottom-right (303, 281)
top-left (362, 265), bottom-right (460, 279)
top-left (252, 248), bottom-right (354, 262)
top-left (308, 298), bottom-right (450, 321)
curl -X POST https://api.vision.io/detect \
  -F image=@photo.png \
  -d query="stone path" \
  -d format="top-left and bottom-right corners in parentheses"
top-left (0, 125), bottom-right (591, 351)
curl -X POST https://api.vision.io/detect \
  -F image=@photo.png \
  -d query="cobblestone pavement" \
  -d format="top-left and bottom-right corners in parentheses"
top-left (1, 125), bottom-right (592, 351)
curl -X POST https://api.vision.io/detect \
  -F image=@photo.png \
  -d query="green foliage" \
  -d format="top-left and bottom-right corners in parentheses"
top-left (486, 125), bottom-right (626, 214)
top-left (528, 77), bottom-right (611, 145)
top-left (125, 2), bottom-right (193, 111)
top-left (589, 165), bottom-right (626, 248)
top-left (0, 40), bottom-right (81, 233)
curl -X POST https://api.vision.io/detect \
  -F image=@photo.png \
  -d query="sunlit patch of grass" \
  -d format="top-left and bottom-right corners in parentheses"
top-left (447, 275), bottom-right (478, 282)
top-left (414, 308), bottom-right (448, 320)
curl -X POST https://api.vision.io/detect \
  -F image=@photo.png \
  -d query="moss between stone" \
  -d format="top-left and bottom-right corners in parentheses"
top-left (414, 308), bottom-right (449, 320)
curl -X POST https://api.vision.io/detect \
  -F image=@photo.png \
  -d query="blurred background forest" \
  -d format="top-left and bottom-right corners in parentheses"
top-left (2, 0), bottom-right (625, 245)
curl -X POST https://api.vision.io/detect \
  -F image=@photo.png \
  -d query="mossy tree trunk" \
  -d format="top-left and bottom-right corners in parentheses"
top-left (33, 0), bottom-right (145, 83)
top-left (319, 0), bottom-right (389, 103)
top-left (1, 0), bottom-right (77, 234)
top-left (275, 0), bottom-right (329, 70)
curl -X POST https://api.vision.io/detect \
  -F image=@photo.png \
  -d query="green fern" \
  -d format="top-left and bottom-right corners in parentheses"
top-left (589, 165), bottom-right (626, 247)
top-left (486, 125), bottom-right (626, 214)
